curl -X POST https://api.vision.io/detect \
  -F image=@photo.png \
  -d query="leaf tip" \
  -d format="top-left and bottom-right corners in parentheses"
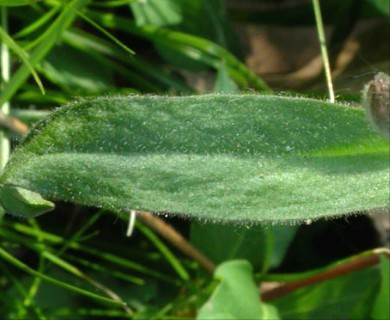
top-left (0, 186), bottom-right (55, 217)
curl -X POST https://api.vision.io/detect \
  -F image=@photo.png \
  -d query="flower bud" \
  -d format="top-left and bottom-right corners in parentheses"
top-left (362, 72), bottom-right (390, 139)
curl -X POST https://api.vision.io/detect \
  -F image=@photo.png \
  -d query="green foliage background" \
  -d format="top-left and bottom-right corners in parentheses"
top-left (0, 0), bottom-right (388, 319)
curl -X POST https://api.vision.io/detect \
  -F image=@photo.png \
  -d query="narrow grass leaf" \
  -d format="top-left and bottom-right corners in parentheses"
top-left (74, 9), bottom-right (135, 56)
top-left (136, 223), bottom-right (190, 281)
top-left (14, 6), bottom-right (60, 39)
top-left (0, 26), bottom-right (45, 94)
top-left (0, 246), bottom-right (126, 306)
top-left (0, 0), bottom-right (91, 105)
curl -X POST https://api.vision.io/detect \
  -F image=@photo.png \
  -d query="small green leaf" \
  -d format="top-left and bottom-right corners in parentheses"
top-left (197, 260), bottom-right (280, 319)
top-left (0, 185), bottom-right (54, 217)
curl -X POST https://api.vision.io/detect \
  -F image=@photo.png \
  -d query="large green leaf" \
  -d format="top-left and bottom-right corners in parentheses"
top-left (0, 94), bottom-right (388, 222)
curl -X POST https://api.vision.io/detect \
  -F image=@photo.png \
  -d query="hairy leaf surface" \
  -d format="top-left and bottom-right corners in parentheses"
top-left (0, 95), bottom-right (387, 222)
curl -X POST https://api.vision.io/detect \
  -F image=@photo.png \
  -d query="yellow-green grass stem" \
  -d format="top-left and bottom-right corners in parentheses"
top-left (312, 0), bottom-right (335, 103)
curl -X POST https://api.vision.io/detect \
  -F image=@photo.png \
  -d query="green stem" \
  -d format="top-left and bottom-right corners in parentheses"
top-left (0, 7), bottom-right (10, 169)
top-left (312, 0), bottom-right (335, 103)
top-left (0, 7), bottom-right (10, 218)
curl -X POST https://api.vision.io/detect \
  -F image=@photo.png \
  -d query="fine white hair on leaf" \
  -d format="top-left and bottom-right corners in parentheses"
top-left (126, 210), bottom-right (137, 237)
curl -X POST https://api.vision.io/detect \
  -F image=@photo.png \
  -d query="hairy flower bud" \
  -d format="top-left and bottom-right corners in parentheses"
top-left (362, 72), bottom-right (390, 139)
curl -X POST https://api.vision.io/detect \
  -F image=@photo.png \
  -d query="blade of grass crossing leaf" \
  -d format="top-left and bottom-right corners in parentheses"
top-left (0, 0), bottom-right (91, 106)
top-left (0, 246), bottom-right (126, 306)
top-left (0, 27), bottom-right (45, 94)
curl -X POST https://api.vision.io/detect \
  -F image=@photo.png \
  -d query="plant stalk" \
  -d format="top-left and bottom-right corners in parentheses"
top-left (0, 7), bottom-right (10, 170)
top-left (137, 211), bottom-right (216, 274)
top-left (0, 7), bottom-right (11, 218)
top-left (312, 0), bottom-right (335, 103)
